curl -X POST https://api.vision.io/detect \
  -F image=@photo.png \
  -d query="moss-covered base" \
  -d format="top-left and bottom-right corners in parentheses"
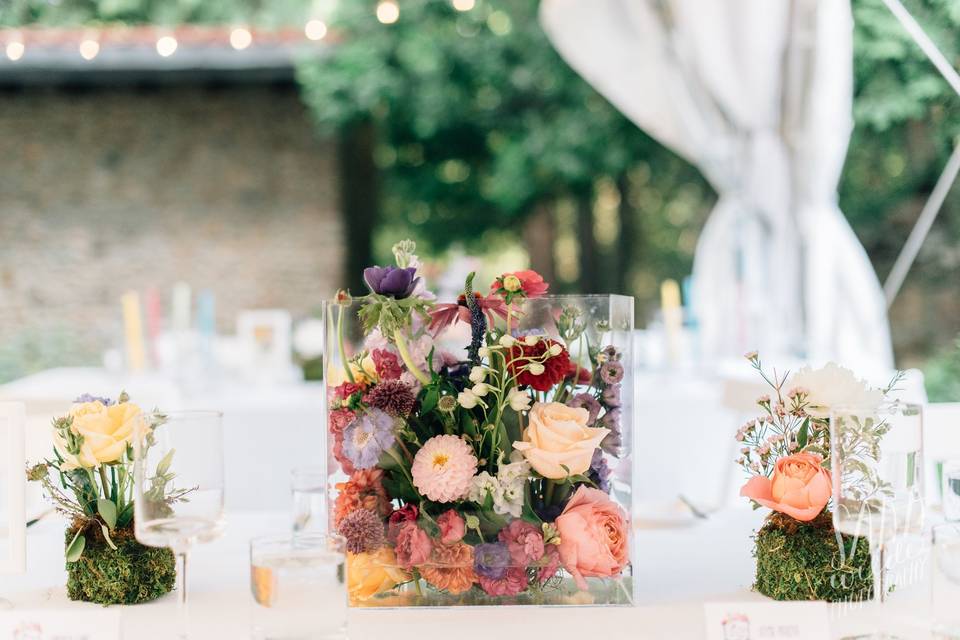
top-left (753, 511), bottom-right (873, 603)
top-left (65, 522), bottom-right (177, 605)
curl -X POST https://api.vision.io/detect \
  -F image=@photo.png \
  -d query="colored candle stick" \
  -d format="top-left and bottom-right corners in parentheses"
top-left (172, 282), bottom-right (191, 332)
top-left (145, 287), bottom-right (162, 365)
top-left (0, 402), bottom-right (26, 574)
top-left (660, 279), bottom-right (683, 365)
top-left (122, 290), bottom-right (147, 371)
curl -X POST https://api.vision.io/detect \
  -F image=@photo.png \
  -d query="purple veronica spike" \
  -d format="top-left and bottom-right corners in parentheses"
top-left (363, 266), bottom-right (419, 299)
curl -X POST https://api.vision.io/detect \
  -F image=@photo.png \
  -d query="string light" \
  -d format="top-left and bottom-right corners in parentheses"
top-left (304, 19), bottom-right (327, 40)
top-left (5, 40), bottom-right (24, 62)
top-left (376, 0), bottom-right (400, 24)
top-left (156, 35), bottom-right (178, 57)
top-left (229, 27), bottom-right (252, 50)
top-left (452, 0), bottom-right (475, 11)
top-left (79, 37), bottom-right (100, 60)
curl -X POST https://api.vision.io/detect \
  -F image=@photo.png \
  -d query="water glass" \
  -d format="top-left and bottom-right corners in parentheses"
top-left (933, 523), bottom-right (960, 638)
top-left (250, 533), bottom-right (347, 640)
top-left (292, 467), bottom-right (327, 534)
top-left (943, 461), bottom-right (960, 522)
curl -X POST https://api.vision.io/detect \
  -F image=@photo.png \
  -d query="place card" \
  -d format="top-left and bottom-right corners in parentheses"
top-left (0, 610), bottom-right (120, 640)
top-left (704, 601), bottom-right (831, 640)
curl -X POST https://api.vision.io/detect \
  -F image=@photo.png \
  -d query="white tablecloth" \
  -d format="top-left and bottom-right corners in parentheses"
top-left (3, 509), bottom-right (934, 639)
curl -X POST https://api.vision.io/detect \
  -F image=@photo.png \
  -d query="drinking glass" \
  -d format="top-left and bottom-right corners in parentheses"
top-left (134, 411), bottom-right (226, 638)
top-left (831, 402), bottom-right (924, 639)
top-left (942, 461), bottom-right (960, 522)
top-left (250, 533), bottom-right (347, 639)
top-left (291, 467), bottom-right (327, 535)
top-left (932, 523), bottom-right (960, 638)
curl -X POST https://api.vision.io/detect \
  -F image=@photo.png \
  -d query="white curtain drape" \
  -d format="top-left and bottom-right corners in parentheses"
top-left (540, 0), bottom-right (893, 371)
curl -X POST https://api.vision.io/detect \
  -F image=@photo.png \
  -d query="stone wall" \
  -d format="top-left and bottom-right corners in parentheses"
top-left (0, 82), bottom-right (342, 381)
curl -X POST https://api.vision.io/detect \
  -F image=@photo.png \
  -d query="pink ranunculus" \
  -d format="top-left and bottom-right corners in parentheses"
top-left (437, 510), bottom-right (466, 544)
top-left (394, 521), bottom-right (432, 569)
top-left (555, 486), bottom-right (630, 590)
top-left (498, 520), bottom-right (545, 566)
top-left (740, 452), bottom-right (831, 522)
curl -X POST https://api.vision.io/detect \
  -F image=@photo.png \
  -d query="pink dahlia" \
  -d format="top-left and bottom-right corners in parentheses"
top-left (411, 435), bottom-right (478, 503)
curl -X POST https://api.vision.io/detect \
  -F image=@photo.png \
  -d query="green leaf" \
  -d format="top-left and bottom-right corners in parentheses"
top-left (101, 524), bottom-right (118, 551)
top-left (797, 418), bottom-right (810, 450)
top-left (156, 449), bottom-right (175, 477)
top-left (65, 531), bottom-right (86, 563)
top-left (421, 388), bottom-right (438, 414)
top-left (97, 498), bottom-right (118, 529)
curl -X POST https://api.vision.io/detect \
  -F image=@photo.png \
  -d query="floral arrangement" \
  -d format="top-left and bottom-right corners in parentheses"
top-left (328, 240), bottom-right (631, 605)
top-left (734, 353), bottom-right (897, 602)
top-left (27, 393), bottom-right (180, 604)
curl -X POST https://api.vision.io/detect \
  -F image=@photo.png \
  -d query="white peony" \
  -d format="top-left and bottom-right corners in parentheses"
top-left (788, 362), bottom-right (883, 418)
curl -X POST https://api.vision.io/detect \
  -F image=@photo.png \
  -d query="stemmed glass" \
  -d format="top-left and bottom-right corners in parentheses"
top-left (830, 401), bottom-right (924, 639)
top-left (134, 411), bottom-right (226, 638)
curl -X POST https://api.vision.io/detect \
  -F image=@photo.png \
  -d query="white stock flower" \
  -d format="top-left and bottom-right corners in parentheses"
top-left (788, 362), bottom-right (883, 418)
top-left (548, 343), bottom-right (563, 356)
top-left (499, 335), bottom-right (516, 348)
top-left (507, 387), bottom-right (532, 412)
top-left (526, 362), bottom-right (545, 376)
top-left (469, 366), bottom-right (487, 384)
top-left (478, 346), bottom-right (491, 358)
top-left (524, 335), bottom-right (539, 346)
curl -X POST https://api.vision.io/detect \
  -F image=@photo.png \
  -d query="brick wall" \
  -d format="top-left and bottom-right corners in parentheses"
top-left (0, 82), bottom-right (342, 381)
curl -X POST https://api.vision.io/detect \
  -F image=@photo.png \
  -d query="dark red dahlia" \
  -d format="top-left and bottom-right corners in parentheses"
top-left (508, 338), bottom-right (571, 392)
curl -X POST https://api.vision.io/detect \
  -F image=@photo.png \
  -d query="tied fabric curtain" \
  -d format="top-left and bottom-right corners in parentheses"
top-left (540, 0), bottom-right (893, 370)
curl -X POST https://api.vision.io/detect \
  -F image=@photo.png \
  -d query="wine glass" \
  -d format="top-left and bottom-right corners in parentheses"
top-left (831, 401), bottom-right (924, 639)
top-left (134, 411), bottom-right (226, 638)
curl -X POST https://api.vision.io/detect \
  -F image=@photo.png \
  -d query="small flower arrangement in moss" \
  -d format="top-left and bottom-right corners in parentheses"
top-left (734, 353), bottom-right (899, 602)
top-left (27, 392), bottom-right (189, 604)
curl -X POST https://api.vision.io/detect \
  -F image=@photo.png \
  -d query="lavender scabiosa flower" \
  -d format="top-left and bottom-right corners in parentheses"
top-left (337, 508), bottom-right (385, 553)
top-left (473, 542), bottom-right (513, 580)
top-left (588, 449), bottom-right (612, 493)
top-left (600, 384), bottom-right (621, 408)
top-left (598, 360), bottom-right (624, 385)
top-left (567, 393), bottom-right (601, 424)
top-left (363, 266), bottom-right (420, 299)
top-left (366, 380), bottom-right (416, 417)
top-left (342, 408), bottom-right (397, 469)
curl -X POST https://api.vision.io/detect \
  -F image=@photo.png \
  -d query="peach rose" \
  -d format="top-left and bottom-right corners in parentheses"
top-left (512, 402), bottom-right (609, 479)
top-left (740, 452), bottom-right (831, 522)
top-left (555, 486), bottom-right (629, 590)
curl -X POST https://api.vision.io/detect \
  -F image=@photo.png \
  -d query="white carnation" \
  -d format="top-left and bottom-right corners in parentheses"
top-left (788, 362), bottom-right (884, 418)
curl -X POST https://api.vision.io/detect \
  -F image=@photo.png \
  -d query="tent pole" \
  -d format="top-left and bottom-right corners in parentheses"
top-left (880, 0), bottom-right (960, 307)
top-left (883, 141), bottom-right (960, 307)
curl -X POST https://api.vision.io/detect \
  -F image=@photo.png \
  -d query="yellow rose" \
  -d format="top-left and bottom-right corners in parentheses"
top-left (347, 547), bottom-right (409, 604)
top-left (512, 402), bottom-right (609, 479)
top-left (54, 401), bottom-right (142, 470)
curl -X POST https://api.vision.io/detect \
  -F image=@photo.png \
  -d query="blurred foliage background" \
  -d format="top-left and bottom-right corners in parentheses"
top-left (1, 0), bottom-right (959, 392)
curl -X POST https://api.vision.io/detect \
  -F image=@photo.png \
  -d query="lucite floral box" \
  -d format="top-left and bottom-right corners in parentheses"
top-left (323, 259), bottom-right (635, 607)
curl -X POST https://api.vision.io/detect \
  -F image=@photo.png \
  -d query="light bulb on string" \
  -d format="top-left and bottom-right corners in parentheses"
top-left (452, 0), bottom-right (475, 11)
top-left (5, 35), bottom-right (24, 62)
top-left (156, 34), bottom-right (178, 57)
top-left (305, 19), bottom-right (328, 40)
top-left (376, 0), bottom-right (400, 24)
top-left (229, 26), bottom-right (252, 50)
top-left (79, 36), bottom-right (100, 61)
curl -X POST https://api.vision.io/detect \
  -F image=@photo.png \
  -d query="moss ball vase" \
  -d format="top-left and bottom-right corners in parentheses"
top-left (65, 522), bottom-right (177, 605)
top-left (752, 511), bottom-right (873, 603)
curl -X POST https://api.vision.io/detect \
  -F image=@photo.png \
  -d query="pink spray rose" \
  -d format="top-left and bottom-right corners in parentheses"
top-left (555, 486), bottom-right (629, 590)
top-left (394, 521), bottom-right (432, 569)
top-left (437, 510), bottom-right (466, 544)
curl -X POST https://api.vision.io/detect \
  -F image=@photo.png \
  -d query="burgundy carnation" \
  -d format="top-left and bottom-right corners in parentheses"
top-left (508, 338), bottom-right (571, 392)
